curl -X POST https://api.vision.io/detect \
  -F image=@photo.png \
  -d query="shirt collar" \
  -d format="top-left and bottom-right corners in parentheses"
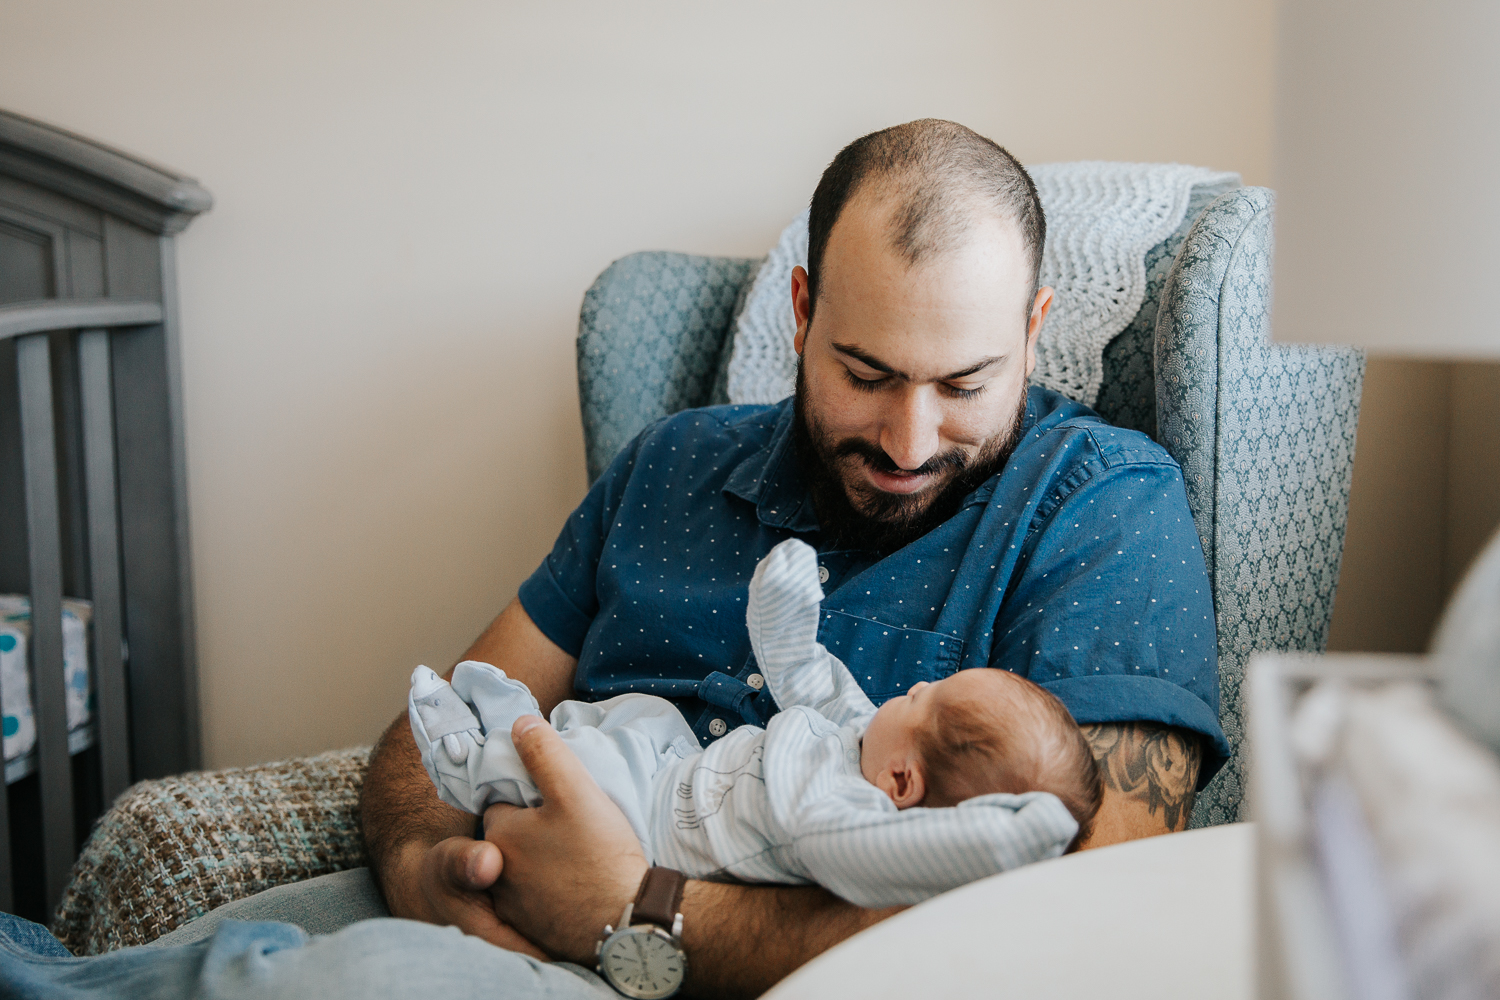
top-left (959, 387), bottom-right (1044, 509)
top-left (723, 399), bottom-right (822, 533)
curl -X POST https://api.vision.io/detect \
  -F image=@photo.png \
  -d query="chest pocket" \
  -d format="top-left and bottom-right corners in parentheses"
top-left (816, 610), bottom-right (965, 704)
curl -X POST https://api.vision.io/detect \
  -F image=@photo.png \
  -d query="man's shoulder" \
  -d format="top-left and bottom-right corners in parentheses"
top-left (596, 401), bottom-right (786, 492)
top-left (1027, 387), bottom-right (1179, 474)
top-left (991, 388), bottom-right (1188, 528)
top-left (639, 401), bottom-right (785, 451)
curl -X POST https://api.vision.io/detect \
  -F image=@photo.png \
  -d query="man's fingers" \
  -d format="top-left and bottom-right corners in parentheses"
top-left (482, 801), bottom-right (520, 841)
top-left (416, 835), bottom-right (550, 960)
top-left (509, 715), bottom-right (599, 809)
top-left (428, 834), bottom-right (503, 892)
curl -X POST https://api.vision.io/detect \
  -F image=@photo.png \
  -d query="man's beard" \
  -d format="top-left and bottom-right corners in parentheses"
top-left (792, 360), bottom-right (1028, 554)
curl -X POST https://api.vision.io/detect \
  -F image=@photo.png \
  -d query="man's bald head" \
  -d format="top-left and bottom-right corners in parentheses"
top-left (805, 119), bottom-right (1045, 322)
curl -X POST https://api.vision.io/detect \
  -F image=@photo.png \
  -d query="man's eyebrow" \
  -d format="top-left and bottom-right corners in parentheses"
top-left (832, 342), bottom-right (1006, 382)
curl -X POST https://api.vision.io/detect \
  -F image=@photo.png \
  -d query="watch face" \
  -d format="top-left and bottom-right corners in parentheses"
top-left (600, 928), bottom-right (685, 999)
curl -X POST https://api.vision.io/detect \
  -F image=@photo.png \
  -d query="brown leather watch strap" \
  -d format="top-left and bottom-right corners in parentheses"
top-left (631, 866), bottom-right (687, 929)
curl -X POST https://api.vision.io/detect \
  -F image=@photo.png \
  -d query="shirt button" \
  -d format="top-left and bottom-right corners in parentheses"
top-left (708, 718), bottom-right (728, 737)
top-left (818, 565), bottom-right (831, 584)
top-left (746, 673), bottom-right (765, 690)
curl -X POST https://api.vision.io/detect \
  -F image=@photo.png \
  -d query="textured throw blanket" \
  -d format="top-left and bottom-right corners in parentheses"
top-left (726, 162), bottom-right (1240, 407)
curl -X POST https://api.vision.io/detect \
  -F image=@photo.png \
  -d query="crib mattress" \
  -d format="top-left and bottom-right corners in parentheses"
top-left (1, 596), bottom-right (93, 781)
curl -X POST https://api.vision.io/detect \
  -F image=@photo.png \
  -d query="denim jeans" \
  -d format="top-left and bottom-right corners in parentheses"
top-left (0, 872), bottom-right (614, 1000)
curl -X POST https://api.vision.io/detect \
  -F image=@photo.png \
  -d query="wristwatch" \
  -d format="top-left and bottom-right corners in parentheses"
top-left (596, 866), bottom-right (689, 999)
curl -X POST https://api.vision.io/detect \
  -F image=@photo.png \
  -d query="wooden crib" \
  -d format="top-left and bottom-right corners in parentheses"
top-left (0, 109), bottom-right (209, 921)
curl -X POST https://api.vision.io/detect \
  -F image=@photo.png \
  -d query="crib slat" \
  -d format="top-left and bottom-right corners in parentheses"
top-left (79, 328), bottom-right (131, 804)
top-left (0, 687), bottom-right (10, 914)
top-left (16, 331), bottom-right (76, 911)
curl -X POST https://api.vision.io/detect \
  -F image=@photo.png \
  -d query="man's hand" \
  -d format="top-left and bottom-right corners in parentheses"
top-left (412, 835), bottom-right (549, 959)
top-left (363, 599), bottom-right (896, 992)
top-left (360, 598), bottom-right (580, 947)
top-left (483, 715), bottom-right (898, 996)
top-left (483, 715), bottom-right (649, 963)
top-left (360, 713), bottom-right (548, 957)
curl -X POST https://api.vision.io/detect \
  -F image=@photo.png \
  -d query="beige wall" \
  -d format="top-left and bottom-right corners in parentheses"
top-left (3, 1), bottom-right (1490, 767)
top-left (1327, 358), bottom-right (1500, 653)
top-left (1326, 360), bottom-right (1452, 652)
top-left (1444, 364), bottom-right (1500, 596)
top-left (3, 0), bottom-right (1285, 767)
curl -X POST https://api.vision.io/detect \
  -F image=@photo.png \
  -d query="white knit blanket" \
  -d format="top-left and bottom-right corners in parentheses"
top-left (726, 162), bottom-right (1240, 407)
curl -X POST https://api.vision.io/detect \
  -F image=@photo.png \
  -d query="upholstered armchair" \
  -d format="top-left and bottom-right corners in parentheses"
top-left (51, 181), bottom-right (1365, 954)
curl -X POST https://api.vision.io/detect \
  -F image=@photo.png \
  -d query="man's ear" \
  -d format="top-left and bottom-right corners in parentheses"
top-left (1024, 286), bottom-right (1054, 379)
top-left (877, 761), bottom-right (927, 809)
top-left (792, 265), bottom-right (811, 355)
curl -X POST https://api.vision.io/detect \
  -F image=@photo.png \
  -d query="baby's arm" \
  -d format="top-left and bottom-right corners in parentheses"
top-left (752, 707), bottom-right (1078, 908)
top-left (747, 539), bottom-right (876, 727)
top-left (788, 787), bottom-right (1078, 907)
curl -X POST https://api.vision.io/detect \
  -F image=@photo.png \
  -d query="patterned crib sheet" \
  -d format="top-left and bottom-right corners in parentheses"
top-left (0, 595), bottom-right (93, 762)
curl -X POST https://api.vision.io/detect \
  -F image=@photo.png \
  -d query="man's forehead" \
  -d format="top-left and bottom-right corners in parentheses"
top-left (814, 193), bottom-right (1033, 354)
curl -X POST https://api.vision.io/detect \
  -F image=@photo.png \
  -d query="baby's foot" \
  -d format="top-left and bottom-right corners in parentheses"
top-left (409, 665), bottom-right (486, 767)
top-left (747, 538), bottom-right (826, 668)
top-left (449, 660), bottom-right (543, 738)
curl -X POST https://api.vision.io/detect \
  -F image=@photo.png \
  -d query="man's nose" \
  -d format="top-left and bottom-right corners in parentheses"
top-left (879, 389), bottom-right (941, 471)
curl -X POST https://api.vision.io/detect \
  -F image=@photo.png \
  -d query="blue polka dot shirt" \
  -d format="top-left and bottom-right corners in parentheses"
top-left (519, 387), bottom-right (1228, 783)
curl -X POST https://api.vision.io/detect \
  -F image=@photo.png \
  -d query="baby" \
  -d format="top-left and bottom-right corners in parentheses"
top-left (409, 539), bottom-right (1102, 907)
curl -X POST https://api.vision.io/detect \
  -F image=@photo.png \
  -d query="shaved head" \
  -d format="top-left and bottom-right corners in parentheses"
top-left (806, 119), bottom-right (1046, 321)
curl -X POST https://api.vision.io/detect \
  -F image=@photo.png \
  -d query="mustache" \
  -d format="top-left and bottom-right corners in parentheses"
top-left (832, 438), bottom-right (972, 478)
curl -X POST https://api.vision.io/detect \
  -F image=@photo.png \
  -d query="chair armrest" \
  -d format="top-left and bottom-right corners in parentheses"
top-left (51, 747), bottom-right (370, 954)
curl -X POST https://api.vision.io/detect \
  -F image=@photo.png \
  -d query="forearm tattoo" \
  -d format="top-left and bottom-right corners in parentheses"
top-left (1080, 722), bottom-right (1202, 831)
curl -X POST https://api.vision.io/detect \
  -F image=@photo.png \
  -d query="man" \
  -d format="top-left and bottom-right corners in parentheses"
top-left (360, 119), bottom-right (1227, 997)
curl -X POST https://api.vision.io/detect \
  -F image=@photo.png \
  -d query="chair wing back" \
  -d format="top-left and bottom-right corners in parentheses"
top-left (575, 187), bottom-right (1366, 826)
top-left (1155, 187), bottom-right (1365, 826)
top-left (577, 253), bottom-right (758, 482)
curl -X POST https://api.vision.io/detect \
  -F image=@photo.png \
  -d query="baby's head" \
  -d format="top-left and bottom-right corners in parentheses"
top-left (860, 668), bottom-right (1102, 846)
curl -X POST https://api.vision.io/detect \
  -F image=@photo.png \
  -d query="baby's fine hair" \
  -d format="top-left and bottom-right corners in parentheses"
top-left (915, 669), bottom-right (1103, 848)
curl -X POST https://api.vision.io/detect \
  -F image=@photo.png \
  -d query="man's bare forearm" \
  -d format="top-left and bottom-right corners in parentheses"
top-left (1079, 721), bottom-right (1202, 847)
top-left (360, 712), bottom-right (477, 910)
top-left (677, 882), bottom-right (899, 998)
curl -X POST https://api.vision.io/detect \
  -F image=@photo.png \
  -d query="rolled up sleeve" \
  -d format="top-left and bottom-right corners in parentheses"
top-left (992, 459), bottom-right (1228, 780)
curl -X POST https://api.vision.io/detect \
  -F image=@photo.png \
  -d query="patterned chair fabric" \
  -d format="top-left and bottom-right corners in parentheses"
top-left (53, 183), bottom-right (1364, 949)
top-left (1155, 189), bottom-right (1365, 825)
top-left (577, 253), bottom-right (759, 483)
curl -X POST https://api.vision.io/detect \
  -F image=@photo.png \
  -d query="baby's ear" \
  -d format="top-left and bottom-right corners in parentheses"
top-left (888, 763), bottom-right (926, 810)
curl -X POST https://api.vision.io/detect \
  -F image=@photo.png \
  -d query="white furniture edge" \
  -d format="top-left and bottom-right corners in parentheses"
top-left (1249, 651), bottom-right (1433, 1000)
top-left (765, 822), bottom-right (1253, 1000)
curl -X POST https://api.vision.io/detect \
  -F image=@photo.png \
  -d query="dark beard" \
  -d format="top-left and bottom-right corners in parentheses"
top-left (792, 360), bottom-right (1028, 554)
